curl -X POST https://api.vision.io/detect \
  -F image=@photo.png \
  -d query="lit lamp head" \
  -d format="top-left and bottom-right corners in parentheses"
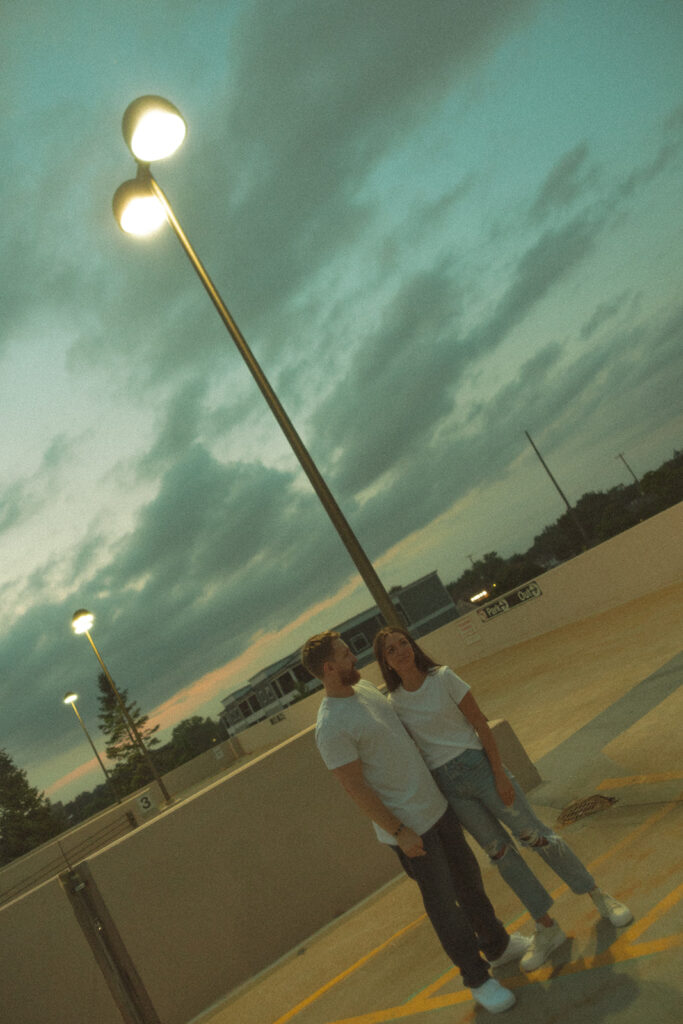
top-left (122, 95), bottom-right (186, 163)
top-left (71, 609), bottom-right (94, 635)
top-left (113, 177), bottom-right (166, 236)
top-left (64, 692), bottom-right (78, 705)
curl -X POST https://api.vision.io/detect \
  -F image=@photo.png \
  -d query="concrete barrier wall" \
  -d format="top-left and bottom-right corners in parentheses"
top-left (0, 802), bottom-right (139, 907)
top-left (158, 735), bottom-right (243, 795)
top-left (0, 737), bottom-right (242, 907)
top-left (0, 875), bottom-right (123, 1024)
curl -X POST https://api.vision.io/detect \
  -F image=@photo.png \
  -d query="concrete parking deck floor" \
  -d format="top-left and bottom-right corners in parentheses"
top-left (192, 583), bottom-right (683, 1024)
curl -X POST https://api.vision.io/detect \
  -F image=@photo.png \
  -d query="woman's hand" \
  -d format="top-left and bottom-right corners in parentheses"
top-left (495, 771), bottom-right (516, 807)
top-left (397, 826), bottom-right (426, 857)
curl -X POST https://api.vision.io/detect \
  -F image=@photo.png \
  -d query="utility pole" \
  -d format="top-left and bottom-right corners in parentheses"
top-left (616, 452), bottom-right (643, 494)
top-left (524, 430), bottom-right (589, 547)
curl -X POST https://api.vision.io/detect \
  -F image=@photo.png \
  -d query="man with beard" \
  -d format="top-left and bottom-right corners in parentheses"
top-left (302, 630), bottom-right (528, 1015)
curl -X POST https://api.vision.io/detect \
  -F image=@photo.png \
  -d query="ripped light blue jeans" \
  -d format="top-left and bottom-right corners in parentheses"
top-left (433, 747), bottom-right (596, 921)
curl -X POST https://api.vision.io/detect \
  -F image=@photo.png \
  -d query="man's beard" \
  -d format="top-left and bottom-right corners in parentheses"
top-left (339, 666), bottom-right (361, 687)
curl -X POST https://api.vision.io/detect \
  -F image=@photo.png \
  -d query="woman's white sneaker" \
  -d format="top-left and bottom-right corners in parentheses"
top-left (590, 889), bottom-right (633, 926)
top-left (520, 921), bottom-right (567, 971)
top-left (471, 978), bottom-right (516, 1013)
top-left (488, 931), bottom-right (532, 968)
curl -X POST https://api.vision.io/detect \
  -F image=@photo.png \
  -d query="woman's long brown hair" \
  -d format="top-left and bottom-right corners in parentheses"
top-left (373, 626), bottom-right (440, 692)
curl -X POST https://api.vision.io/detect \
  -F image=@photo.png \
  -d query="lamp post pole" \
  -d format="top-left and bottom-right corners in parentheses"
top-left (144, 170), bottom-right (400, 627)
top-left (113, 97), bottom-right (400, 628)
top-left (71, 611), bottom-right (172, 805)
top-left (64, 692), bottom-right (121, 805)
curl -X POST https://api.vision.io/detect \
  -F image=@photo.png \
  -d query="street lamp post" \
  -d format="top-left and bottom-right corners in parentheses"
top-left (112, 95), bottom-right (400, 629)
top-left (71, 609), bottom-right (172, 804)
top-left (63, 691), bottom-right (121, 805)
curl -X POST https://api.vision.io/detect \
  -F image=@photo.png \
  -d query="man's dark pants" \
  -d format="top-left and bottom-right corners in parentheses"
top-left (394, 806), bottom-right (508, 989)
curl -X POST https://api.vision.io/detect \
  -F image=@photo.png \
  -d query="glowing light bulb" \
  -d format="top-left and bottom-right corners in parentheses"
top-left (122, 96), bottom-right (186, 162)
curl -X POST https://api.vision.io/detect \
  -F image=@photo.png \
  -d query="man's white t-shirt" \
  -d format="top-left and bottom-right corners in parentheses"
top-left (315, 679), bottom-right (447, 845)
top-left (388, 665), bottom-right (483, 771)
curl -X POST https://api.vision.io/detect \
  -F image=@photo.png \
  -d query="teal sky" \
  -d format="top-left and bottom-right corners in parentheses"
top-left (1, 0), bottom-right (681, 802)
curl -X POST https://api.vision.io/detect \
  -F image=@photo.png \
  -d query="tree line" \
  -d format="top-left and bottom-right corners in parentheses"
top-left (1, 448), bottom-right (680, 866)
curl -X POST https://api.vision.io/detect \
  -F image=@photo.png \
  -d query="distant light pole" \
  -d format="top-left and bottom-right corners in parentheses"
top-left (112, 95), bottom-right (399, 628)
top-left (63, 692), bottom-right (121, 805)
top-left (70, 609), bottom-right (172, 804)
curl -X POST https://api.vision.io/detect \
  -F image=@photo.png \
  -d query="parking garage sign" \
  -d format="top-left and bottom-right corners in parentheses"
top-left (477, 581), bottom-right (542, 621)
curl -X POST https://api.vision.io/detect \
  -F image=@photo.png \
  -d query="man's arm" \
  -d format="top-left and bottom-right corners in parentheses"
top-left (332, 759), bottom-right (426, 857)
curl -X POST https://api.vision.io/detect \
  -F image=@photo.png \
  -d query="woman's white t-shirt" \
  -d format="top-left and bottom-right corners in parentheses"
top-left (388, 665), bottom-right (482, 770)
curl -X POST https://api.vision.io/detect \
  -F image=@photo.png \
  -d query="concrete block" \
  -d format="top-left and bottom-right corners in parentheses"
top-left (489, 718), bottom-right (542, 791)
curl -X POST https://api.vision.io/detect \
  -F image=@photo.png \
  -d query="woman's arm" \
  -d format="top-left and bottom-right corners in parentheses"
top-left (332, 759), bottom-right (426, 857)
top-left (457, 691), bottom-right (516, 806)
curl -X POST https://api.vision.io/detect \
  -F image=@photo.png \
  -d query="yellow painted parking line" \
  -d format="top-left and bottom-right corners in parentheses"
top-left (327, 918), bottom-right (683, 1024)
top-left (597, 771), bottom-right (683, 789)
top-left (269, 916), bottom-right (426, 1024)
top-left (271, 795), bottom-right (682, 1024)
top-left (623, 879), bottom-right (683, 943)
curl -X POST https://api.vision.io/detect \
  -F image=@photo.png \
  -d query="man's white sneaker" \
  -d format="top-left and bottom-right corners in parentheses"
top-left (488, 931), bottom-right (532, 968)
top-left (520, 921), bottom-right (567, 971)
top-left (471, 979), bottom-right (516, 1013)
top-left (590, 889), bottom-right (633, 926)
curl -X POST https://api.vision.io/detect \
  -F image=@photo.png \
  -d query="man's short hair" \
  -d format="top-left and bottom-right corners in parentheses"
top-left (301, 631), bottom-right (341, 679)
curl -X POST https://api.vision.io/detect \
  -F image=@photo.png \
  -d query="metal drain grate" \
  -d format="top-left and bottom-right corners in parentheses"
top-left (555, 794), bottom-right (617, 827)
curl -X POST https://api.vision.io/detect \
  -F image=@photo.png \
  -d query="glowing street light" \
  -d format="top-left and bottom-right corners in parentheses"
top-left (63, 691), bottom-right (121, 805)
top-left (70, 609), bottom-right (171, 805)
top-left (112, 96), bottom-right (400, 628)
top-left (121, 95), bottom-right (186, 163)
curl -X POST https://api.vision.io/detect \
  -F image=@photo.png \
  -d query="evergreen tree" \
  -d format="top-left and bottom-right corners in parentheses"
top-left (0, 748), bottom-right (63, 865)
top-left (96, 672), bottom-right (159, 789)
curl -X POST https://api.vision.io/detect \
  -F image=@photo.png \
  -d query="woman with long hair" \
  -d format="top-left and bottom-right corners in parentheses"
top-left (373, 625), bottom-right (633, 971)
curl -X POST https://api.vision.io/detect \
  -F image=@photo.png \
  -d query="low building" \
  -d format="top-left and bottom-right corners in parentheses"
top-left (218, 571), bottom-right (457, 737)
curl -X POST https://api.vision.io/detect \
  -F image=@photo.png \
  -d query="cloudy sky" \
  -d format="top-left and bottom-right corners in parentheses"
top-left (2, 0), bottom-right (681, 803)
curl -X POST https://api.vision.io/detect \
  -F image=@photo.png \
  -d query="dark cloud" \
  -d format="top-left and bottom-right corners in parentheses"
top-left (529, 142), bottom-right (591, 222)
top-left (617, 101), bottom-right (683, 201)
top-left (0, 479), bottom-right (41, 534)
top-left (579, 291), bottom-right (636, 341)
top-left (0, 435), bottom-right (73, 534)
top-left (309, 261), bottom-right (464, 494)
top-left (307, 204), bottom-right (607, 512)
top-left (474, 213), bottom-right (602, 351)
top-left (138, 376), bottom-right (209, 477)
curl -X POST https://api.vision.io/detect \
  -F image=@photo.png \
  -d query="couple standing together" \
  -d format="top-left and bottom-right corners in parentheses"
top-left (302, 627), bottom-right (632, 1015)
